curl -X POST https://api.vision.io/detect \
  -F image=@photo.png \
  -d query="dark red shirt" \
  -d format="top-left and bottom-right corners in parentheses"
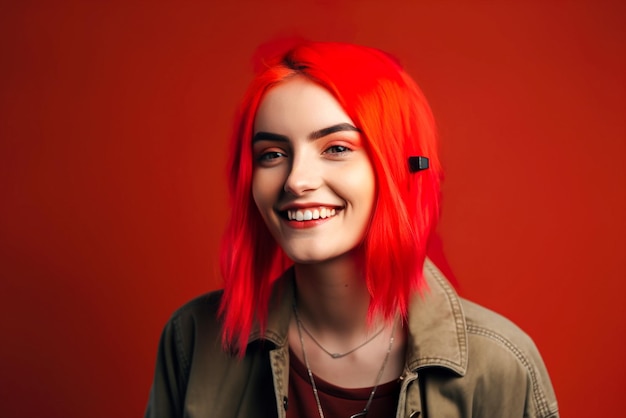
top-left (287, 349), bottom-right (401, 418)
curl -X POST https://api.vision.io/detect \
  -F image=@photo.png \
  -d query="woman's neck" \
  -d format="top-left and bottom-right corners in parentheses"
top-left (293, 253), bottom-right (374, 334)
top-left (289, 253), bottom-right (406, 389)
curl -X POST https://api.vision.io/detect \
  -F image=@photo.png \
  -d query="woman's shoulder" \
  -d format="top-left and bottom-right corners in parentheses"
top-left (169, 289), bottom-right (224, 322)
top-left (458, 298), bottom-right (559, 417)
top-left (422, 260), bottom-right (551, 371)
top-left (458, 297), bottom-right (553, 385)
top-left (418, 261), bottom-right (558, 416)
top-left (460, 297), bottom-right (540, 357)
top-left (157, 290), bottom-right (226, 356)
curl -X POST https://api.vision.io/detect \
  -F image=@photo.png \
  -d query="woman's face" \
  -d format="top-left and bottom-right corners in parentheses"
top-left (252, 77), bottom-right (376, 264)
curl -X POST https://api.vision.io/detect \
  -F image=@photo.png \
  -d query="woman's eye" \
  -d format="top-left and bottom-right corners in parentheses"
top-left (324, 145), bottom-right (351, 155)
top-left (257, 150), bottom-right (286, 164)
top-left (262, 151), bottom-right (283, 160)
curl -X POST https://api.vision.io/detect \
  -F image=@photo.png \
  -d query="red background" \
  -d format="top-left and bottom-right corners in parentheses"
top-left (1, 1), bottom-right (624, 417)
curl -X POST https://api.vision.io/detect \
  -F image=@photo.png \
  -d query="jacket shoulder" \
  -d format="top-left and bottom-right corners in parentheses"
top-left (459, 299), bottom-right (559, 418)
top-left (461, 298), bottom-right (536, 353)
top-left (170, 289), bottom-right (224, 322)
top-left (167, 289), bottom-right (225, 366)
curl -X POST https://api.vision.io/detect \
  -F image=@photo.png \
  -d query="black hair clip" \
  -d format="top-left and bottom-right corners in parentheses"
top-left (408, 156), bottom-right (429, 173)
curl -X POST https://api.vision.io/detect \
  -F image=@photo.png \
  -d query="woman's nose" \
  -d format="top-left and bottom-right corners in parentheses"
top-left (283, 155), bottom-right (322, 196)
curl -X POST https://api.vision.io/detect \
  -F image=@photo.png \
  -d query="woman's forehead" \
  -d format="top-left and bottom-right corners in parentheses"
top-left (253, 77), bottom-right (354, 137)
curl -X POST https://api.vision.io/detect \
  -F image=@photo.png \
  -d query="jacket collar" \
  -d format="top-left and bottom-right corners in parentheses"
top-left (405, 259), bottom-right (468, 376)
top-left (248, 259), bottom-right (468, 377)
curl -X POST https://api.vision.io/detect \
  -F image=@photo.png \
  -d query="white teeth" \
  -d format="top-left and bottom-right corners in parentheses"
top-left (287, 207), bottom-right (338, 221)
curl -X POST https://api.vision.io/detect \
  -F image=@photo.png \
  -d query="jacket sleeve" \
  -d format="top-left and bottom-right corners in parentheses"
top-left (145, 315), bottom-right (189, 418)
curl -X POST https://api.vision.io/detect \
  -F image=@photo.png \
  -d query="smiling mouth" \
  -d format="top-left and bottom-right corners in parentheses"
top-left (284, 207), bottom-right (338, 221)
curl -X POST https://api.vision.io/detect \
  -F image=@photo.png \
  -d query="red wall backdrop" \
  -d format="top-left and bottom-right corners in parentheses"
top-left (1, 2), bottom-right (624, 417)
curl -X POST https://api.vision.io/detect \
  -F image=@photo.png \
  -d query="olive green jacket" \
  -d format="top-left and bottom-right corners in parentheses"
top-left (145, 260), bottom-right (559, 417)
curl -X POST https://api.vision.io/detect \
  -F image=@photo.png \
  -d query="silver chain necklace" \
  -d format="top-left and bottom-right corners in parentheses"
top-left (293, 305), bottom-right (397, 418)
top-left (299, 318), bottom-right (385, 359)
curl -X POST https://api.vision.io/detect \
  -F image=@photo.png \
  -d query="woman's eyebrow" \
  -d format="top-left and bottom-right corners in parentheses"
top-left (309, 123), bottom-right (360, 140)
top-left (252, 132), bottom-right (289, 143)
top-left (252, 123), bottom-right (359, 144)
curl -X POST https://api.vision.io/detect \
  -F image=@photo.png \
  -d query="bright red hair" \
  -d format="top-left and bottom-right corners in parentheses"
top-left (219, 41), bottom-right (442, 352)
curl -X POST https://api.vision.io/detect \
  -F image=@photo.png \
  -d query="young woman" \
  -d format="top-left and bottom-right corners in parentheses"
top-left (146, 41), bottom-right (558, 418)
